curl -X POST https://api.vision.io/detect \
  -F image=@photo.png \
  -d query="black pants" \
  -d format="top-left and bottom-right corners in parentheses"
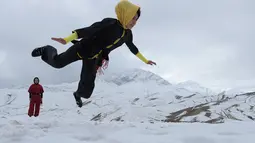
top-left (41, 44), bottom-right (97, 99)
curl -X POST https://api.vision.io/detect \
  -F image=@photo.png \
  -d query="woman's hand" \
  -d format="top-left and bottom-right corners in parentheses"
top-left (102, 60), bottom-right (109, 69)
top-left (147, 60), bottom-right (156, 65)
top-left (51, 37), bottom-right (67, 45)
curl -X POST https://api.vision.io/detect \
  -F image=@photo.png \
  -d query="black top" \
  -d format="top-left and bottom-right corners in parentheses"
top-left (72, 18), bottom-right (139, 59)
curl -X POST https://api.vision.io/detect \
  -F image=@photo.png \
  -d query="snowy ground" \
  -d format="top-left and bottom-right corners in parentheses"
top-left (1, 69), bottom-right (255, 143)
top-left (1, 118), bottom-right (255, 143)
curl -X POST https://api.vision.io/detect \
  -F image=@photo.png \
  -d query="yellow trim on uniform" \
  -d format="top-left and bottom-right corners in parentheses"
top-left (63, 32), bottom-right (78, 43)
top-left (77, 52), bottom-right (82, 59)
top-left (88, 50), bottom-right (103, 59)
top-left (85, 30), bottom-right (125, 59)
top-left (106, 30), bottom-right (126, 49)
top-left (136, 52), bottom-right (148, 63)
top-left (74, 30), bottom-right (125, 60)
top-left (72, 29), bottom-right (125, 60)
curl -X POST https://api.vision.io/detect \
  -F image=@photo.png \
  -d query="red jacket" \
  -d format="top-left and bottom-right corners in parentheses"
top-left (28, 84), bottom-right (44, 98)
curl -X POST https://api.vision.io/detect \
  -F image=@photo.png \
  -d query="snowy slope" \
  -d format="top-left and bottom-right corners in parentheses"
top-left (175, 80), bottom-right (216, 95)
top-left (1, 68), bottom-right (255, 123)
top-left (0, 68), bottom-right (255, 143)
top-left (101, 68), bottom-right (171, 86)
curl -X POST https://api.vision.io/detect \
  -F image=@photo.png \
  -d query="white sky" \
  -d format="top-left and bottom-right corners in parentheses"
top-left (0, 0), bottom-right (255, 91)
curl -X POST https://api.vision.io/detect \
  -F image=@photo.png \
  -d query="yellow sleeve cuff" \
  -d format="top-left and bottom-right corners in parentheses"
top-left (136, 52), bottom-right (149, 63)
top-left (63, 32), bottom-right (78, 43)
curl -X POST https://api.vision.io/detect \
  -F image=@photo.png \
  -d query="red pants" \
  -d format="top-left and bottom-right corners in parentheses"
top-left (28, 95), bottom-right (41, 117)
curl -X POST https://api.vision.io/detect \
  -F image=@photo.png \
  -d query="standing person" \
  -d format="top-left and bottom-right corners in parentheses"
top-left (28, 77), bottom-right (44, 117)
top-left (31, 0), bottom-right (156, 108)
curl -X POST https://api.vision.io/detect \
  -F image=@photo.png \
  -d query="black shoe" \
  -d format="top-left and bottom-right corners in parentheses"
top-left (73, 92), bottom-right (83, 108)
top-left (31, 46), bottom-right (44, 57)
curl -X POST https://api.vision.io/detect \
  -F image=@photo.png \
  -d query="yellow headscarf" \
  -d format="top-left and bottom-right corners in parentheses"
top-left (115, 0), bottom-right (140, 29)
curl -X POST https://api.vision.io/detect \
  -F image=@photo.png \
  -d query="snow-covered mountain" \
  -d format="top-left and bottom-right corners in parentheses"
top-left (100, 68), bottom-right (171, 86)
top-left (174, 80), bottom-right (216, 95)
top-left (0, 68), bottom-right (255, 143)
top-left (1, 68), bottom-right (254, 123)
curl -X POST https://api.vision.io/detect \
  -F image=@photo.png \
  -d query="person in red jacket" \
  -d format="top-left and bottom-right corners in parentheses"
top-left (28, 77), bottom-right (44, 117)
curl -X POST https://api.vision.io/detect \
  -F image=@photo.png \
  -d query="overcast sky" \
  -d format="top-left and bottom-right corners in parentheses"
top-left (0, 0), bottom-right (254, 91)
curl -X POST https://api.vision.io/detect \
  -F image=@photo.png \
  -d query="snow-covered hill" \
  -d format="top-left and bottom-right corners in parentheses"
top-left (1, 68), bottom-right (255, 123)
top-left (100, 68), bottom-right (171, 86)
top-left (0, 68), bottom-right (255, 143)
top-left (175, 80), bottom-right (216, 95)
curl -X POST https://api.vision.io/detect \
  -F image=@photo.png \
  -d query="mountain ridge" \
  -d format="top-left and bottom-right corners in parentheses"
top-left (98, 68), bottom-right (171, 86)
